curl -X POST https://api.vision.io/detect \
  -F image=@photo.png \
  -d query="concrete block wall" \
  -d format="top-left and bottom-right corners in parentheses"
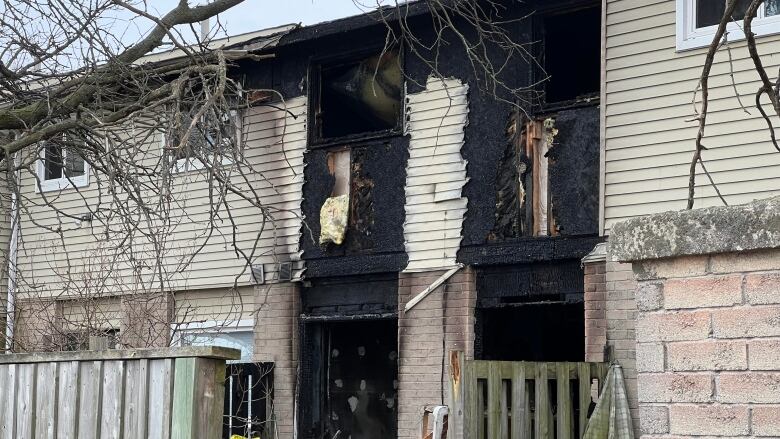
top-left (254, 282), bottom-right (300, 439)
top-left (397, 267), bottom-right (476, 439)
top-left (609, 196), bottom-right (780, 439)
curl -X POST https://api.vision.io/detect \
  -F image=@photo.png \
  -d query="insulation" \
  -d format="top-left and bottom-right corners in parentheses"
top-left (319, 195), bottom-right (349, 245)
top-left (403, 77), bottom-right (469, 272)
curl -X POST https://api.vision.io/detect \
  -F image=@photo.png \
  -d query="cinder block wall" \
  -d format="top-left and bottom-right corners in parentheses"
top-left (397, 267), bottom-right (476, 439)
top-left (254, 282), bottom-right (300, 439)
top-left (609, 196), bottom-right (780, 439)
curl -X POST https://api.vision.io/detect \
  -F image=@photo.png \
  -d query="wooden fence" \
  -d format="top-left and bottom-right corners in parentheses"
top-left (462, 360), bottom-right (607, 439)
top-left (0, 346), bottom-right (240, 439)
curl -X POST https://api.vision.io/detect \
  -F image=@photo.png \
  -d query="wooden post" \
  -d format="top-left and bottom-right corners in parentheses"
top-left (448, 351), bottom-right (465, 439)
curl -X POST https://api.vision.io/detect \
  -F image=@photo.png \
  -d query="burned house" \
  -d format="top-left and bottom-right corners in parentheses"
top-left (6, 1), bottom-right (604, 438)
top-left (236, 1), bottom-right (603, 438)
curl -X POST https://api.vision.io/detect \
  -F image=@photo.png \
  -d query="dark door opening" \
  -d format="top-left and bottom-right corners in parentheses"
top-left (300, 318), bottom-right (398, 439)
top-left (476, 302), bottom-right (585, 361)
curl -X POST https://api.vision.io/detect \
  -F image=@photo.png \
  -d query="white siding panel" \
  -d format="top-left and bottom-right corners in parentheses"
top-left (403, 77), bottom-right (469, 272)
top-left (604, 0), bottom-right (780, 231)
top-left (16, 97), bottom-right (307, 298)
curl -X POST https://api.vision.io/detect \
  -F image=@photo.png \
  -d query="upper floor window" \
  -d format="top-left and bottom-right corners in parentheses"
top-left (542, 6), bottom-right (601, 105)
top-left (37, 135), bottom-right (89, 192)
top-left (310, 49), bottom-right (403, 145)
top-left (165, 107), bottom-right (240, 173)
top-left (677, 0), bottom-right (780, 51)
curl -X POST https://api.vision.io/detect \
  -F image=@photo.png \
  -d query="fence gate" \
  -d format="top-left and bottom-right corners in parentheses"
top-left (463, 361), bottom-right (607, 439)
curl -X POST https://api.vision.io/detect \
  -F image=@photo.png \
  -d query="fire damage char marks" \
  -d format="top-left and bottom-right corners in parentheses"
top-left (346, 147), bottom-right (375, 251)
top-left (490, 109), bottom-right (532, 240)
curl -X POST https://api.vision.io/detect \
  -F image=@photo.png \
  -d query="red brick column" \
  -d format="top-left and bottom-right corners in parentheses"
top-left (397, 267), bottom-right (476, 439)
top-left (254, 282), bottom-right (299, 439)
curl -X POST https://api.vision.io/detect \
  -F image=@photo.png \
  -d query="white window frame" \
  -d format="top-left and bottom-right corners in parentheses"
top-left (36, 140), bottom-right (90, 193)
top-left (171, 318), bottom-right (254, 363)
top-left (164, 108), bottom-right (242, 174)
top-left (677, 0), bottom-right (780, 51)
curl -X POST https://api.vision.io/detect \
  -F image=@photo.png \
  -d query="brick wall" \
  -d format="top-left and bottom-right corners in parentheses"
top-left (397, 267), bottom-right (476, 439)
top-left (605, 252), bottom-right (639, 433)
top-left (631, 249), bottom-right (780, 437)
top-left (584, 259), bottom-right (607, 362)
top-left (254, 282), bottom-right (299, 439)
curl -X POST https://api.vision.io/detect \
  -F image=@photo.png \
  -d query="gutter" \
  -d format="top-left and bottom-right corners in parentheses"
top-left (5, 152), bottom-right (19, 352)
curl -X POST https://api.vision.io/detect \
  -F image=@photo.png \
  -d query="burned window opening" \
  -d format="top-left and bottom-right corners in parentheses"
top-left (299, 319), bottom-right (398, 439)
top-left (312, 50), bottom-right (403, 143)
top-left (490, 116), bottom-right (560, 239)
top-left (541, 6), bottom-right (601, 105)
top-left (475, 303), bottom-right (585, 362)
top-left (346, 147), bottom-right (375, 251)
top-left (319, 147), bottom-right (376, 251)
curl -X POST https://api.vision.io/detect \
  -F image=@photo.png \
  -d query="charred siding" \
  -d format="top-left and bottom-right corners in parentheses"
top-left (547, 106), bottom-right (600, 236)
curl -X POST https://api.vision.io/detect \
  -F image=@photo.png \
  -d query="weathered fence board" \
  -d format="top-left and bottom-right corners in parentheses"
top-left (463, 359), bottom-right (607, 439)
top-left (0, 347), bottom-right (238, 439)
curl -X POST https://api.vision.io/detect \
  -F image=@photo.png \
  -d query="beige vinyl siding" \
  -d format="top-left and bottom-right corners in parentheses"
top-left (403, 77), bottom-right (469, 272)
top-left (173, 286), bottom-right (255, 324)
top-left (604, 0), bottom-right (780, 231)
top-left (15, 96), bottom-right (306, 300)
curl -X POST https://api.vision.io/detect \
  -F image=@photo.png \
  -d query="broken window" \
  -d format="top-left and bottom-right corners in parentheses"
top-left (542, 6), bottom-right (601, 104)
top-left (318, 147), bottom-right (376, 250)
top-left (313, 50), bottom-right (403, 142)
top-left (37, 135), bottom-right (89, 192)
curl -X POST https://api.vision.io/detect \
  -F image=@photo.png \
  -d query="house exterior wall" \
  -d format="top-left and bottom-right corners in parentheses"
top-left (397, 267), bottom-right (476, 439)
top-left (254, 282), bottom-right (299, 438)
top-left (610, 196), bottom-right (780, 438)
top-left (14, 96), bottom-right (306, 304)
top-left (603, 0), bottom-right (780, 232)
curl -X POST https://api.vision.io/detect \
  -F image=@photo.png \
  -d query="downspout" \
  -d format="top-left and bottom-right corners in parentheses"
top-left (5, 152), bottom-right (19, 352)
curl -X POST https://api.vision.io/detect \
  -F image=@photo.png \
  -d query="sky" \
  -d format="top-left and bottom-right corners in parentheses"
top-left (146, 1), bottom-right (376, 37)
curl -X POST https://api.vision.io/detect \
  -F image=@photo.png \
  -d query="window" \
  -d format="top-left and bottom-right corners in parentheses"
top-left (311, 49), bottom-right (403, 144)
top-left (171, 320), bottom-right (271, 439)
top-left (59, 329), bottom-right (119, 351)
top-left (677, 0), bottom-right (780, 51)
top-left (37, 136), bottom-right (89, 192)
top-left (165, 107), bottom-right (240, 173)
top-left (542, 6), bottom-right (601, 104)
